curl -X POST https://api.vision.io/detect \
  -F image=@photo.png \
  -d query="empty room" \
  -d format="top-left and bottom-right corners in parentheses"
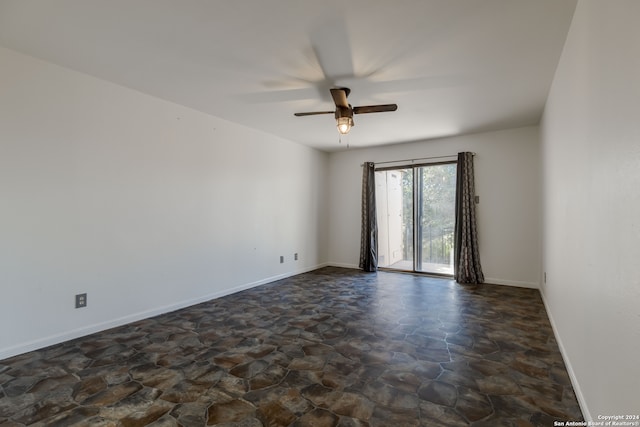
top-left (1, 1), bottom-right (638, 426)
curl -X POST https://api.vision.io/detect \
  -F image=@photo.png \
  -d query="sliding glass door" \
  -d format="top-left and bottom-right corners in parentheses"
top-left (376, 162), bottom-right (456, 275)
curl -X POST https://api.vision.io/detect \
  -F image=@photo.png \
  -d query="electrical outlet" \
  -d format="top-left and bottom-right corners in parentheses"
top-left (75, 293), bottom-right (87, 308)
top-left (280, 256), bottom-right (284, 264)
top-left (294, 253), bottom-right (298, 261)
top-left (544, 272), bottom-right (547, 283)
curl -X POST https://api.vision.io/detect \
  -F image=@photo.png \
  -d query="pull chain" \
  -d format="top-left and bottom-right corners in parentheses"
top-left (338, 133), bottom-right (350, 148)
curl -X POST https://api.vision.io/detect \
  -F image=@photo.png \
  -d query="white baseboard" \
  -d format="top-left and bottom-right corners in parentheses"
top-left (326, 262), bottom-right (359, 270)
top-left (539, 288), bottom-right (591, 421)
top-left (0, 263), bottom-right (328, 361)
top-left (484, 277), bottom-right (539, 289)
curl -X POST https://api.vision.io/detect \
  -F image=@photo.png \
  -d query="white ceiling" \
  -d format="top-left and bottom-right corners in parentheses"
top-left (0, 0), bottom-right (577, 152)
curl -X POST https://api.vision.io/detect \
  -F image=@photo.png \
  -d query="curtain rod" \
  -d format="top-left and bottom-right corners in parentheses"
top-left (361, 152), bottom-right (475, 167)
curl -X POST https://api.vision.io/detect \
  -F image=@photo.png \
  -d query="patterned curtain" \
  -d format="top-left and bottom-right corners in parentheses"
top-left (454, 152), bottom-right (484, 284)
top-left (359, 162), bottom-right (378, 272)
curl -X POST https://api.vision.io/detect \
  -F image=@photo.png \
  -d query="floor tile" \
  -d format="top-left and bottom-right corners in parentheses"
top-left (0, 267), bottom-right (583, 426)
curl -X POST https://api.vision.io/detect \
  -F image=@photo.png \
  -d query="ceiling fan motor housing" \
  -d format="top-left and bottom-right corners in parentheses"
top-left (335, 105), bottom-right (353, 119)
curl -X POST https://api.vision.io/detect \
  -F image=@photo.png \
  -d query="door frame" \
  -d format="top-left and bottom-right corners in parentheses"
top-left (376, 160), bottom-right (457, 277)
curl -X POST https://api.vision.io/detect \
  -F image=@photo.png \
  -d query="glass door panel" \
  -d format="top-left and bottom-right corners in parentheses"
top-left (375, 168), bottom-right (413, 270)
top-left (416, 164), bottom-right (457, 275)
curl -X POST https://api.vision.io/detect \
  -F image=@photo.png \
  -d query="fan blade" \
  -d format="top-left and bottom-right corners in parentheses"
top-left (294, 111), bottom-right (335, 116)
top-left (353, 104), bottom-right (398, 114)
top-left (330, 88), bottom-right (350, 109)
top-left (311, 21), bottom-right (355, 81)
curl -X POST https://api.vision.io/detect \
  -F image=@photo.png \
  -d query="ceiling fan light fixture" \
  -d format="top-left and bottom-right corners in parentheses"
top-left (337, 116), bottom-right (353, 134)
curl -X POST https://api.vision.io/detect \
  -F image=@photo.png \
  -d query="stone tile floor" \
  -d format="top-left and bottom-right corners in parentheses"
top-left (0, 267), bottom-right (583, 426)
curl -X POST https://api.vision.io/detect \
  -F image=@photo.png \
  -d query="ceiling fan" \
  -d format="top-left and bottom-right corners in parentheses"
top-left (294, 87), bottom-right (397, 135)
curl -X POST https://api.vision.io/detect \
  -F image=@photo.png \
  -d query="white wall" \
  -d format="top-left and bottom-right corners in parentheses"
top-left (327, 126), bottom-right (541, 288)
top-left (540, 0), bottom-right (640, 420)
top-left (0, 47), bottom-right (329, 359)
